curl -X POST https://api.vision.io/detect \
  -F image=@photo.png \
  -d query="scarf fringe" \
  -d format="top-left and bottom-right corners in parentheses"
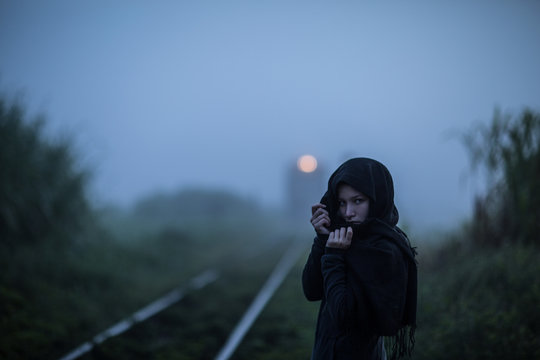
top-left (385, 324), bottom-right (416, 360)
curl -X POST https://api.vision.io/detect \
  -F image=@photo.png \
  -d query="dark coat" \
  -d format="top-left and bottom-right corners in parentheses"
top-left (302, 158), bottom-right (417, 360)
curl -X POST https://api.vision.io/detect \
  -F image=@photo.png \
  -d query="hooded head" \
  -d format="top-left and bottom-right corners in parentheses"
top-left (323, 157), bottom-right (399, 227)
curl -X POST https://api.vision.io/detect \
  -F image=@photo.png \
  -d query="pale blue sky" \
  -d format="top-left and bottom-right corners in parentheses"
top-left (2, 1), bottom-right (540, 231)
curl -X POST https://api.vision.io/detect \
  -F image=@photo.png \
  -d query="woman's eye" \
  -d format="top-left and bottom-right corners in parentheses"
top-left (338, 201), bottom-right (345, 207)
top-left (355, 199), bottom-right (364, 204)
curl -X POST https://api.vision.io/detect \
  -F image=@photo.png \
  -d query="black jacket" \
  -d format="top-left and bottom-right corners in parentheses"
top-left (302, 158), bottom-right (417, 360)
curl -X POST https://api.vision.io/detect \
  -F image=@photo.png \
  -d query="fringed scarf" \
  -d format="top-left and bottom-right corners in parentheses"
top-left (369, 221), bottom-right (417, 360)
top-left (322, 158), bottom-right (418, 360)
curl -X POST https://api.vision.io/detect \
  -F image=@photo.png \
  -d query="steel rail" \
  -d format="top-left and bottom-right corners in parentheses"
top-left (58, 269), bottom-right (219, 360)
top-left (214, 239), bottom-right (306, 360)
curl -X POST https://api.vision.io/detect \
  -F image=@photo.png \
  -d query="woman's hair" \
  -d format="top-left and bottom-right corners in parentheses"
top-left (322, 157), bottom-right (399, 226)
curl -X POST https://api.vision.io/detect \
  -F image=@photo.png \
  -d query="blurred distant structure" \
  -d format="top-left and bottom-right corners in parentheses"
top-left (285, 155), bottom-right (326, 222)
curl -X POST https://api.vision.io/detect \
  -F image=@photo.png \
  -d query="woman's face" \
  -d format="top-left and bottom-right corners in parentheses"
top-left (337, 183), bottom-right (370, 223)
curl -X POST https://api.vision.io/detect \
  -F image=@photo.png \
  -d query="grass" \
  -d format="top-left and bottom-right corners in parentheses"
top-left (77, 237), bottom-right (291, 360)
top-left (3, 215), bottom-right (540, 360)
top-left (413, 243), bottom-right (540, 359)
top-left (0, 216), bottom-right (284, 360)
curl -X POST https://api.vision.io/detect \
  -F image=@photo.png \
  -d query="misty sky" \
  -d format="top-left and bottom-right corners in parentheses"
top-left (1, 1), bottom-right (540, 231)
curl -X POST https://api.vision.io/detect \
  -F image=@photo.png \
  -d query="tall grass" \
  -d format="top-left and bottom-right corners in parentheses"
top-left (414, 239), bottom-right (540, 359)
top-left (410, 108), bottom-right (540, 358)
top-left (0, 97), bottom-right (89, 247)
top-left (461, 108), bottom-right (540, 246)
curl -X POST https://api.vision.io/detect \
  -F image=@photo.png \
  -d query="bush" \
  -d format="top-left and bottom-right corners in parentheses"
top-left (133, 188), bottom-right (263, 225)
top-left (414, 244), bottom-right (540, 359)
top-left (0, 97), bottom-right (89, 246)
top-left (462, 108), bottom-right (540, 246)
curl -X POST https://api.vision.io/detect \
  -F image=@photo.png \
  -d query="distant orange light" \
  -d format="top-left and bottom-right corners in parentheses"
top-left (298, 155), bottom-right (318, 173)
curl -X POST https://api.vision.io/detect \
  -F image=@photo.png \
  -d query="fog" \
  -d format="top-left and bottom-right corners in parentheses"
top-left (1, 1), bottom-right (539, 232)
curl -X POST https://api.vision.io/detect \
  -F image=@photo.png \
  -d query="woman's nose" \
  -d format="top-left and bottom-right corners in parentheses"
top-left (345, 205), bottom-right (355, 218)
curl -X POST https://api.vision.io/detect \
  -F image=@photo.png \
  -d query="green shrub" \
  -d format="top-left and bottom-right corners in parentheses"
top-left (414, 244), bottom-right (540, 359)
top-left (462, 108), bottom-right (540, 246)
top-left (0, 97), bottom-right (89, 246)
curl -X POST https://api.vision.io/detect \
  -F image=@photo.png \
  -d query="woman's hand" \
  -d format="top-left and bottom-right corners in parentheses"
top-left (326, 227), bottom-right (353, 249)
top-left (311, 203), bottom-right (330, 235)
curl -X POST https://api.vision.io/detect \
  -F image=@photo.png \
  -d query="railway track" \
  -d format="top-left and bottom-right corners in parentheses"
top-left (57, 237), bottom-right (308, 360)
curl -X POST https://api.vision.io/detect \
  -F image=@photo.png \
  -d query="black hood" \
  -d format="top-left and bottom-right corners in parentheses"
top-left (322, 157), bottom-right (399, 227)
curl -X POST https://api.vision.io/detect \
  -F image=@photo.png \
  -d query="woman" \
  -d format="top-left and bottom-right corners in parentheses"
top-left (302, 158), bottom-right (417, 360)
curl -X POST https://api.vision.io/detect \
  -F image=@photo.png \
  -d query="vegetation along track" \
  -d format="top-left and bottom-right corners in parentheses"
top-left (57, 237), bottom-right (309, 360)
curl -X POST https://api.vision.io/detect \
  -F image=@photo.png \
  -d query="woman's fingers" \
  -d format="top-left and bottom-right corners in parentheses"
top-left (346, 227), bottom-right (353, 241)
top-left (311, 203), bottom-right (326, 215)
top-left (312, 218), bottom-right (328, 230)
top-left (310, 207), bottom-right (329, 221)
top-left (312, 218), bottom-right (330, 234)
top-left (313, 218), bottom-right (330, 229)
top-left (328, 231), bottom-right (335, 242)
top-left (310, 207), bottom-right (330, 235)
top-left (339, 227), bottom-right (351, 247)
top-left (326, 227), bottom-right (352, 249)
top-left (314, 212), bottom-right (330, 224)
